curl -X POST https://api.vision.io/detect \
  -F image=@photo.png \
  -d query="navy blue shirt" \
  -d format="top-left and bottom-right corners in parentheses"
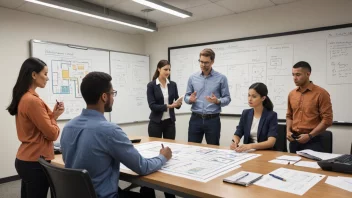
top-left (60, 109), bottom-right (166, 198)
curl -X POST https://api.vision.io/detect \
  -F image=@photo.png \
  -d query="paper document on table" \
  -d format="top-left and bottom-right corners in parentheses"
top-left (294, 161), bottom-right (320, 169)
top-left (255, 168), bottom-right (325, 195)
top-left (121, 141), bottom-right (260, 182)
top-left (175, 96), bottom-right (184, 103)
top-left (325, 176), bottom-right (352, 192)
top-left (269, 159), bottom-right (290, 165)
top-left (269, 155), bottom-right (301, 164)
top-left (296, 149), bottom-right (342, 161)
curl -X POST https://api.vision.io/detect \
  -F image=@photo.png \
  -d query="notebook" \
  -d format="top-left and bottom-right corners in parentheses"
top-left (223, 171), bottom-right (263, 186)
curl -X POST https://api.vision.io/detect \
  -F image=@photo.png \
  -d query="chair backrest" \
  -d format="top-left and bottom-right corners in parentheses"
top-left (273, 124), bottom-right (288, 152)
top-left (320, 130), bottom-right (333, 153)
top-left (38, 158), bottom-right (97, 198)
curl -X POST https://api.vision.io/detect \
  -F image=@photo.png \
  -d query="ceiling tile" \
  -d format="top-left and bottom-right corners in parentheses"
top-left (215, 0), bottom-right (274, 13)
top-left (0, 0), bottom-right (24, 9)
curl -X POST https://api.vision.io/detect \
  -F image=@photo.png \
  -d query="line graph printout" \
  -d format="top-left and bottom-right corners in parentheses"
top-left (121, 141), bottom-right (260, 182)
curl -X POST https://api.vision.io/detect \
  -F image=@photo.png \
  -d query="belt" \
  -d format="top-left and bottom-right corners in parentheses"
top-left (192, 112), bottom-right (220, 119)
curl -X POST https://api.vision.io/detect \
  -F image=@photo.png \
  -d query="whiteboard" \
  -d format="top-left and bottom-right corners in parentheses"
top-left (110, 52), bottom-right (150, 124)
top-left (31, 40), bottom-right (110, 120)
top-left (169, 24), bottom-right (352, 123)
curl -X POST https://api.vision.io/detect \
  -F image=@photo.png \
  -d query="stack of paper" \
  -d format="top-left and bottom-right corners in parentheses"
top-left (269, 155), bottom-right (301, 165)
top-left (296, 149), bottom-right (342, 161)
top-left (325, 176), bottom-right (352, 192)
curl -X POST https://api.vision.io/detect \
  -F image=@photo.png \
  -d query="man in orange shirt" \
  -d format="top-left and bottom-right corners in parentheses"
top-left (286, 61), bottom-right (333, 153)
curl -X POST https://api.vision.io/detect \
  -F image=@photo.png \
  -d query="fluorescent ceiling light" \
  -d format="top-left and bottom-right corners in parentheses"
top-left (25, 0), bottom-right (156, 32)
top-left (133, 0), bottom-right (192, 18)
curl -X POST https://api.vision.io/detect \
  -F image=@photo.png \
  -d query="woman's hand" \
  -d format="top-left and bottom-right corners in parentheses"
top-left (235, 144), bottom-right (253, 152)
top-left (53, 102), bottom-right (65, 120)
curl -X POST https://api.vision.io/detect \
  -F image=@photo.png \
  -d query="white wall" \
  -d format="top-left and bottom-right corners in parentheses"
top-left (1, 0), bottom-right (352, 180)
top-left (0, 7), bottom-right (145, 178)
top-left (144, 0), bottom-right (352, 154)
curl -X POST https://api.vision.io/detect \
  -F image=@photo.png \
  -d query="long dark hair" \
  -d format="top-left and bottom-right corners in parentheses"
top-left (152, 60), bottom-right (170, 80)
top-left (249, 82), bottom-right (274, 111)
top-left (7, 57), bottom-right (47, 115)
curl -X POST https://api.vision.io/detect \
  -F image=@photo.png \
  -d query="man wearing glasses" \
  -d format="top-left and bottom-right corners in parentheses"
top-left (60, 72), bottom-right (172, 198)
top-left (184, 48), bottom-right (231, 145)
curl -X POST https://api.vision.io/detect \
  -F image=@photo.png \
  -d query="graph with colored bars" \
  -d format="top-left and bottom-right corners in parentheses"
top-left (51, 60), bottom-right (90, 98)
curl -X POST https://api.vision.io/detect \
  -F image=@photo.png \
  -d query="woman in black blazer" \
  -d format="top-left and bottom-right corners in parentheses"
top-left (147, 60), bottom-right (182, 140)
top-left (230, 82), bottom-right (278, 152)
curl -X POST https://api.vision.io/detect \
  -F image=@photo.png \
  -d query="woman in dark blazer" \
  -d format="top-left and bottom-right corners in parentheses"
top-left (230, 82), bottom-right (278, 152)
top-left (147, 60), bottom-right (182, 140)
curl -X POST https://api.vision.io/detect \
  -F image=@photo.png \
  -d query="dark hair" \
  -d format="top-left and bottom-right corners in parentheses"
top-left (7, 57), bottom-right (47, 116)
top-left (81, 72), bottom-right (112, 105)
top-left (249, 82), bottom-right (274, 111)
top-left (152, 60), bottom-right (170, 81)
top-left (293, 61), bottom-right (311, 72)
top-left (199, 48), bottom-right (215, 61)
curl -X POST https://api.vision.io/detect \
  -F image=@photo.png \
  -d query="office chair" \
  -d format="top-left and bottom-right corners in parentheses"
top-left (38, 157), bottom-right (97, 198)
top-left (273, 124), bottom-right (288, 152)
top-left (319, 130), bottom-right (333, 153)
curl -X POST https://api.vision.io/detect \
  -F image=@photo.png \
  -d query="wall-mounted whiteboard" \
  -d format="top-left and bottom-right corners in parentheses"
top-left (31, 40), bottom-right (110, 120)
top-left (169, 24), bottom-right (352, 123)
top-left (30, 40), bottom-right (150, 124)
top-left (110, 52), bottom-right (150, 124)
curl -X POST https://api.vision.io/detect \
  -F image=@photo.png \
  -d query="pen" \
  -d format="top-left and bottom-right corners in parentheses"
top-left (235, 173), bottom-right (249, 181)
top-left (56, 99), bottom-right (59, 105)
top-left (269, 174), bottom-right (286, 181)
top-left (161, 144), bottom-right (164, 149)
top-left (231, 139), bottom-right (238, 147)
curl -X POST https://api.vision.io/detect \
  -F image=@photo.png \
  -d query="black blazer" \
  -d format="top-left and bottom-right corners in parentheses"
top-left (147, 80), bottom-right (181, 123)
top-left (234, 108), bottom-right (278, 144)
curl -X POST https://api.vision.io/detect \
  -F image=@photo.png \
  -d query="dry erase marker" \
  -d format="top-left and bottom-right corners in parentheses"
top-left (269, 174), bottom-right (286, 181)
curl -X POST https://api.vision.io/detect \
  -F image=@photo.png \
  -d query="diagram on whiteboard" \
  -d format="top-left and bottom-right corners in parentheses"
top-left (121, 141), bottom-right (260, 182)
top-left (51, 60), bottom-right (91, 98)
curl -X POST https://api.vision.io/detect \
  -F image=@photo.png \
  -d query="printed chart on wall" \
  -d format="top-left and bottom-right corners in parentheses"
top-left (121, 141), bottom-right (260, 182)
top-left (30, 40), bottom-right (110, 120)
top-left (169, 24), bottom-right (352, 122)
top-left (110, 52), bottom-right (150, 124)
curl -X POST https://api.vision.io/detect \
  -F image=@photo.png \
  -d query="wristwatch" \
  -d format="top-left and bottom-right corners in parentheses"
top-left (308, 133), bottom-right (313, 140)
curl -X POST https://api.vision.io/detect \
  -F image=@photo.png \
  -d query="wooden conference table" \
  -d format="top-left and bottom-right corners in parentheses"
top-left (52, 136), bottom-right (351, 198)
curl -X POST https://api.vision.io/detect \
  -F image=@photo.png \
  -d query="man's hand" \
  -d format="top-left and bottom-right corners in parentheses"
top-left (286, 131), bottom-right (294, 142)
top-left (205, 93), bottom-right (219, 104)
top-left (160, 146), bottom-right (172, 161)
top-left (296, 134), bottom-right (310, 144)
top-left (189, 91), bottom-right (197, 103)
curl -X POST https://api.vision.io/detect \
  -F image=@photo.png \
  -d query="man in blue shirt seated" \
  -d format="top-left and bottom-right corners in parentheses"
top-left (60, 71), bottom-right (172, 198)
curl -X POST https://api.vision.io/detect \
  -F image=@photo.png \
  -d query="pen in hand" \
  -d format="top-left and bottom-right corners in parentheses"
top-left (161, 144), bottom-right (164, 149)
top-left (56, 99), bottom-right (59, 105)
top-left (269, 174), bottom-right (286, 182)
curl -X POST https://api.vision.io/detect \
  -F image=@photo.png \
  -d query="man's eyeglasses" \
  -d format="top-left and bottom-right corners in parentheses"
top-left (198, 59), bottom-right (211, 66)
top-left (106, 90), bottom-right (117, 97)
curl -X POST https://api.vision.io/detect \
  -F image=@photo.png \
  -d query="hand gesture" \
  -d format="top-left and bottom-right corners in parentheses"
top-left (189, 91), bottom-right (197, 103)
top-left (205, 93), bottom-right (219, 104)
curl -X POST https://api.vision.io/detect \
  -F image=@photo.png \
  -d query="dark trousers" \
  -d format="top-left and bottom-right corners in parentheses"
top-left (148, 119), bottom-right (176, 140)
top-left (148, 119), bottom-right (176, 198)
top-left (15, 158), bottom-right (51, 198)
top-left (289, 133), bottom-right (324, 153)
top-left (188, 114), bottom-right (221, 146)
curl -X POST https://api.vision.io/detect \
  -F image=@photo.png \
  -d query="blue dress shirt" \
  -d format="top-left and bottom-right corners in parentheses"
top-left (184, 69), bottom-right (231, 114)
top-left (60, 109), bottom-right (166, 198)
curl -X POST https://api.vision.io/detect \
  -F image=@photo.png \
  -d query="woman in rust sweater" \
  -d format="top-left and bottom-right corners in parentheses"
top-left (7, 57), bottom-right (65, 198)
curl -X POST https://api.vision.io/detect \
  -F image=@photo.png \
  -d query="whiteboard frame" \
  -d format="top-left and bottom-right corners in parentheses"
top-left (168, 23), bottom-right (352, 125)
top-left (29, 39), bottom-right (151, 124)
